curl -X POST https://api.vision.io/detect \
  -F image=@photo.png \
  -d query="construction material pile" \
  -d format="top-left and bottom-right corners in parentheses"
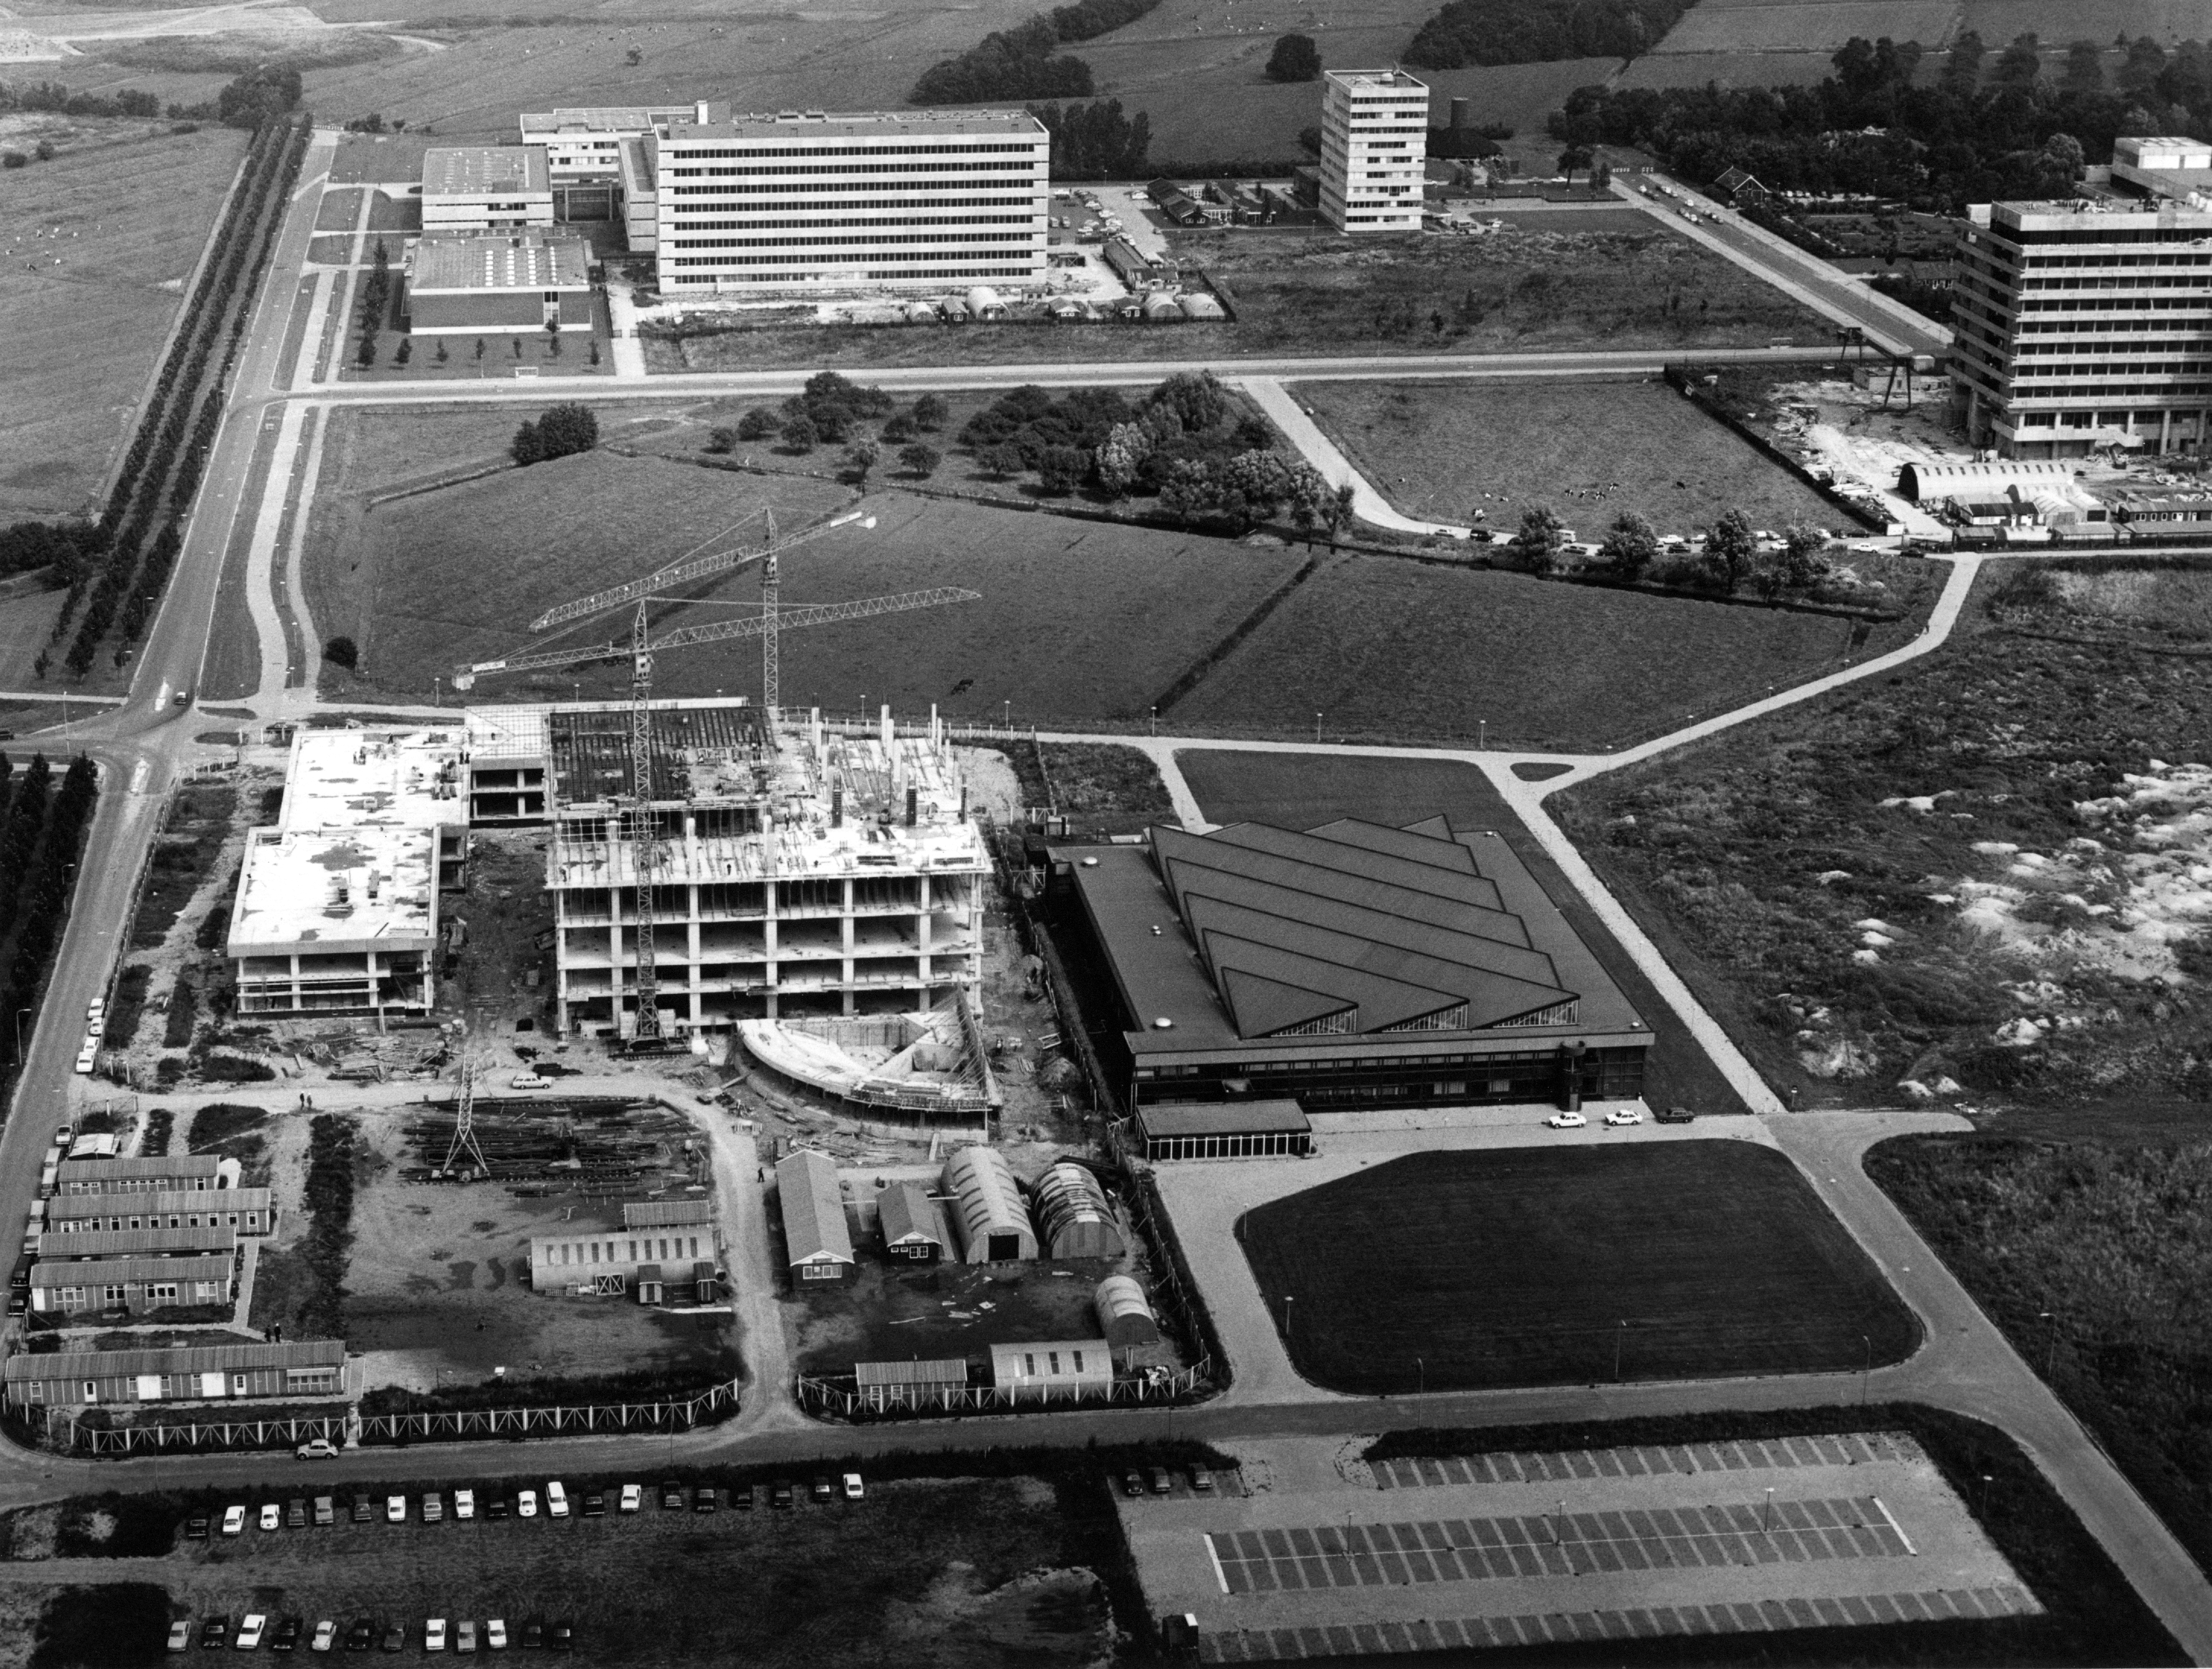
top-left (401, 1097), bottom-right (705, 1194)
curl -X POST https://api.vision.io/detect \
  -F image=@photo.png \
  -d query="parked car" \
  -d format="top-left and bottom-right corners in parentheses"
top-left (692, 1488), bottom-right (717, 1514)
top-left (1544, 1111), bottom-right (1589, 1129)
top-left (221, 1505), bottom-right (246, 1536)
top-left (1656, 1104), bottom-right (1698, 1124)
top-left (310, 1620), bottom-right (336, 1653)
top-left (516, 1490), bottom-right (538, 1519)
top-left (453, 1489), bottom-right (474, 1522)
top-left (286, 1499), bottom-right (306, 1529)
top-left (166, 1619), bottom-right (192, 1653)
top-left (184, 1515), bottom-right (210, 1541)
top-left (1120, 1472), bottom-right (1145, 1498)
top-left (344, 1620), bottom-right (374, 1652)
top-left (313, 1497), bottom-right (335, 1527)
top-left (549, 1623), bottom-right (573, 1653)
top-left (200, 1618), bottom-right (230, 1650)
top-left (1190, 1467), bottom-right (1214, 1492)
top-left (809, 1475), bottom-right (833, 1503)
top-left (581, 1492), bottom-right (605, 1518)
top-left (545, 1482), bottom-right (568, 1519)
top-left (520, 1624), bottom-right (543, 1650)
top-left (379, 1625), bottom-right (405, 1653)
top-left (486, 1496), bottom-right (509, 1521)
top-left (508, 1073), bottom-right (550, 1091)
top-left (769, 1481), bottom-right (794, 1510)
top-left (484, 1620), bottom-right (507, 1652)
top-left (659, 1481), bottom-right (684, 1510)
top-left (731, 1484), bottom-right (754, 1511)
top-left (1604, 1107), bottom-right (1643, 1126)
top-left (840, 1473), bottom-right (864, 1500)
top-left (424, 1619), bottom-right (447, 1653)
top-left (617, 1484), bottom-right (640, 1514)
top-left (421, 1493), bottom-right (443, 1524)
top-left (455, 1621), bottom-right (477, 1655)
top-left (273, 1616), bottom-right (303, 1653)
top-left (295, 1438), bottom-right (339, 1461)
top-left (384, 1496), bottom-right (405, 1524)
top-left (350, 1496), bottom-right (373, 1523)
top-left (237, 1616), bottom-right (268, 1650)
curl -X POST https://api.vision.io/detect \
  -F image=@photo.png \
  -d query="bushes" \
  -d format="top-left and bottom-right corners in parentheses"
top-left (199, 1052), bottom-right (274, 1083)
top-left (1025, 98), bottom-right (1151, 179)
top-left (323, 634), bottom-right (359, 670)
top-left (910, 0), bottom-right (1173, 104)
top-left (1408, 0), bottom-right (1690, 65)
top-left (1265, 32), bottom-right (1321, 81)
top-left (511, 401), bottom-right (599, 466)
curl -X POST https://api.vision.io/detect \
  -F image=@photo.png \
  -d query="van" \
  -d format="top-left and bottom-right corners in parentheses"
top-left (546, 1482), bottom-right (568, 1519)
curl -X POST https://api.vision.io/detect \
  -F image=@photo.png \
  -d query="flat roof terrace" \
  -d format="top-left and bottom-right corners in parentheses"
top-left (422, 145), bottom-right (549, 196)
top-left (664, 108), bottom-right (1045, 144)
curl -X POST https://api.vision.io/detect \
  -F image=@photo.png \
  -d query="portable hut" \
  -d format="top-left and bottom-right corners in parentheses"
top-left (775, 1148), bottom-right (855, 1285)
top-left (940, 1147), bottom-right (1038, 1263)
top-left (879, 1181), bottom-right (950, 1262)
top-left (1094, 1274), bottom-right (1160, 1351)
top-left (1032, 1163), bottom-right (1126, 1260)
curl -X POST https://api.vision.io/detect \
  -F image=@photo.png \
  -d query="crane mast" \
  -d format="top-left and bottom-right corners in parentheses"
top-left (627, 600), bottom-right (661, 1042)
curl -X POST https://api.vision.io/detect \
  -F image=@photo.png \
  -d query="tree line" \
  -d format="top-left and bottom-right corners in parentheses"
top-left (910, 0), bottom-right (1161, 103)
top-left (0, 65), bottom-right (298, 128)
top-left (0, 755), bottom-right (99, 1063)
top-left (1551, 33), bottom-right (2212, 207)
top-left (1406, 0), bottom-right (1691, 68)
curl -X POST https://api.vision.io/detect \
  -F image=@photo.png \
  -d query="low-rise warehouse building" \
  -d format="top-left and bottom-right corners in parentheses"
top-left (2, 1339), bottom-right (347, 1409)
top-left (45, 1189), bottom-right (275, 1237)
top-left (989, 1339), bottom-right (1113, 1400)
top-left (942, 1146), bottom-right (1038, 1263)
top-left (530, 1226), bottom-right (714, 1297)
top-left (776, 1148), bottom-right (855, 1284)
top-left (1061, 817), bottom-right (1652, 1113)
top-left (1133, 1100), bottom-right (1312, 1161)
top-left (31, 1255), bottom-right (235, 1315)
top-left (34, 1225), bottom-right (237, 1261)
top-left (1033, 1163), bottom-right (1125, 1260)
top-left (401, 232), bottom-right (594, 335)
top-left (853, 1357), bottom-right (969, 1411)
top-left (422, 145), bottom-right (554, 232)
top-left (55, 1155), bottom-right (234, 1194)
top-left (879, 1181), bottom-right (951, 1262)
top-left (1094, 1274), bottom-right (1160, 1352)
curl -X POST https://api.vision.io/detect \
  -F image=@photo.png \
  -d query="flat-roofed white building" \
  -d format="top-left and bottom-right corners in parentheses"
top-left (520, 103), bottom-right (703, 179)
top-left (401, 231), bottom-right (595, 334)
top-left (654, 107), bottom-right (1048, 294)
top-left (225, 728), bottom-right (470, 1020)
top-left (1319, 69), bottom-right (1428, 233)
top-left (422, 145), bottom-right (554, 232)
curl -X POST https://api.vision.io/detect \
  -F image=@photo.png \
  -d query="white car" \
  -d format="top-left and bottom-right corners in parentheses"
top-left (485, 1620), bottom-right (508, 1652)
top-left (546, 1481), bottom-right (569, 1518)
top-left (454, 1488), bottom-right (475, 1521)
top-left (295, 1438), bottom-right (339, 1460)
top-left (237, 1617), bottom-right (267, 1651)
top-left (1604, 1108), bottom-right (1644, 1126)
top-left (517, 1489), bottom-right (538, 1519)
top-left (258, 1503), bottom-right (281, 1532)
top-left (1545, 1111), bottom-right (1589, 1130)
top-left (73, 1041), bottom-right (96, 1075)
top-left (842, 1473), bottom-right (864, 1500)
top-left (425, 1619), bottom-right (448, 1653)
top-left (311, 1620), bottom-right (337, 1653)
top-left (385, 1494), bottom-right (406, 1523)
top-left (85, 999), bottom-right (104, 1026)
top-left (220, 1505), bottom-right (246, 1536)
top-left (509, 1072), bottom-right (550, 1090)
top-left (617, 1484), bottom-right (640, 1513)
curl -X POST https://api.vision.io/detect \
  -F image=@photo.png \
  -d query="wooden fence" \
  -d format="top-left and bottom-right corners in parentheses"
top-left (794, 1360), bottom-right (1207, 1420)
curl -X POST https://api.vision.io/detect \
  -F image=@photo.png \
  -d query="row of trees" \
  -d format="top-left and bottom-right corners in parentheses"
top-left (1501, 505), bottom-right (1835, 599)
top-left (44, 112), bottom-right (310, 677)
top-left (1405, 0), bottom-right (1691, 68)
top-left (1024, 98), bottom-right (1151, 180)
top-left (910, 0), bottom-right (1161, 103)
top-left (0, 66), bottom-right (296, 127)
top-left (354, 239), bottom-right (392, 368)
top-left (711, 383), bottom-right (947, 460)
top-left (0, 81), bottom-right (161, 119)
top-left (0, 756), bottom-right (98, 1063)
top-left (1550, 33), bottom-right (2212, 208)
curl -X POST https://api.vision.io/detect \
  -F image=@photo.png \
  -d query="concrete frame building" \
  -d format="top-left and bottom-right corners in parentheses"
top-left (543, 706), bottom-right (987, 1038)
top-left (225, 728), bottom-right (469, 1021)
top-left (400, 232), bottom-right (595, 334)
top-left (421, 146), bottom-right (554, 232)
top-left (517, 106), bottom-right (681, 239)
top-left (654, 107), bottom-right (1048, 294)
top-left (1955, 137), bottom-right (2212, 456)
top-left (1318, 69), bottom-right (1428, 233)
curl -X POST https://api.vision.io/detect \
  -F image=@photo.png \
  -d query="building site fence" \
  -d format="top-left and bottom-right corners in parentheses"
top-left (41, 1376), bottom-right (744, 1456)
top-left (794, 1360), bottom-right (1207, 1420)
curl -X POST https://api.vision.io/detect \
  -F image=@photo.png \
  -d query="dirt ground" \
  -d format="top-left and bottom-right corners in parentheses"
top-left (438, 828), bottom-right (557, 1037)
top-left (338, 1109), bottom-right (735, 1394)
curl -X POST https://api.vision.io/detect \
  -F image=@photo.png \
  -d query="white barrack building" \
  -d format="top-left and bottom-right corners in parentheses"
top-left (654, 107), bottom-right (1048, 294)
top-left (1319, 69), bottom-right (1428, 233)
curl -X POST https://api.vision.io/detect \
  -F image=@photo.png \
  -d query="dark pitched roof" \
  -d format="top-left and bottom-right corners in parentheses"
top-left (1136, 1100), bottom-right (1310, 1138)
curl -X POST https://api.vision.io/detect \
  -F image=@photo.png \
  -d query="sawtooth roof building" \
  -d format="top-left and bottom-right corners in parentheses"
top-left (1060, 818), bottom-right (1652, 1114)
top-left (400, 231), bottom-right (594, 334)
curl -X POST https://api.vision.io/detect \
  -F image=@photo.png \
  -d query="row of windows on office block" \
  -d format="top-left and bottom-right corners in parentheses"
top-left (671, 231), bottom-right (1037, 250)
top-left (668, 193), bottom-right (1034, 209)
top-left (668, 160), bottom-right (1037, 178)
top-left (671, 143), bottom-right (1039, 161)
top-left (671, 214), bottom-right (1037, 231)
top-left (671, 267), bottom-right (1033, 283)
top-left (669, 250), bottom-right (1040, 266)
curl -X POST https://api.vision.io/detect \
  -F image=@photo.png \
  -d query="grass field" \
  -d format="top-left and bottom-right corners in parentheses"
top-left (1167, 551), bottom-right (1899, 751)
top-left (1298, 377), bottom-right (1840, 537)
top-left (316, 449), bottom-right (1307, 717)
top-left (0, 119), bottom-right (249, 520)
top-left (653, 220), bottom-right (1827, 374)
top-left (1173, 749), bottom-right (1751, 1116)
top-left (1552, 558), bottom-right (2212, 1107)
top-left (1240, 1144), bottom-right (1916, 1393)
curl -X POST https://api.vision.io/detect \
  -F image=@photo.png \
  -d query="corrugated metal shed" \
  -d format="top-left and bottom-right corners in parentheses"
top-left (1032, 1164), bottom-right (1126, 1260)
top-left (36, 1226), bottom-right (238, 1260)
top-left (1095, 1275), bottom-right (1160, 1350)
top-left (989, 1339), bottom-right (1112, 1393)
top-left (941, 1147), bottom-right (1038, 1264)
top-left (775, 1149), bottom-right (854, 1273)
top-left (854, 1358), bottom-right (969, 1389)
top-left (622, 1199), bottom-right (714, 1229)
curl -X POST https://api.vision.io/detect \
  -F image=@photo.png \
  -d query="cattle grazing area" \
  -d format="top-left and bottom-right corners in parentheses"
top-left (0, 121), bottom-right (250, 521)
top-left (1238, 1144), bottom-right (1915, 1392)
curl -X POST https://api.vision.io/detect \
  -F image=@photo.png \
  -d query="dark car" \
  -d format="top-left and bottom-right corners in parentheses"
top-left (1120, 1471), bottom-right (1146, 1498)
top-left (5, 1293), bottom-right (24, 1317)
top-left (344, 1620), bottom-right (374, 1653)
top-left (286, 1499), bottom-right (307, 1529)
top-left (487, 1496), bottom-right (509, 1521)
top-left (521, 1624), bottom-right (544, 1650)
top-left (200, 1617), bottom-right (230, 1650)
top-left (582, 1492), bottom-right (605, 1518)
top-left (184, 1515), bottom-right (210, 1541)
top-left (809, 1475), bottom-right (833, 1503)
top-left (769, 1481), bottom-right (794, 1510)
top-left (731, 1484), bottom-right (754, 1511)
top-left (379, 1625), bottom-right (405, 1653)
top-left (272, 1617), bottom-right (302, 1654)
top-left (1190, 1466), bottom-right (1215, 1492)
top-left (1149, 1467), bottom-right (1173, 1496)
top-left (350, 1495), bottom-right (373, 1523)
top-left (9, 1257), bottom-right (30, 1293)
top-left (1467, 528), bottom-right (1495, 544)
top-left (549, 1623), bottom-right (573, 1653)
top-left (692, 1488), bottom-right (717, 1514)
top-left (1656, 1104), bottom-right (1698, 1124)
top-left (660, 1481), bottom-right (684, 1510)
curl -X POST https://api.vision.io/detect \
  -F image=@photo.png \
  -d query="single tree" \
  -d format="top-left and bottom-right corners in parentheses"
top-left (511, 420), bottom-right (545, 466)
top-left (588, 341), bottom-right (601, 366)
top-left (1037, 444), bottom-right (1090, 495)
top-left (844, 438), bottom-right (881, 489)
top-left (1704, 508), bottom-right (1758, 591)
top-left (1327, 482), bottom-right (1357, 550)
top-left (882, 412), bottom-right (918, 444)
top-left (33, 139), bottom-right (54, 162)
top-left (534, 402), bottom-right (599, 459)
top-left (473, 338), bottom-right (486, 361)
top-left (324, 636), bottom-right (360, 671)
top-left (736, 407), bottom-right (778, 442)
top-left (1265, 32), bottom-right (1322, 82)
top-left (899, 442), bottom-right (942, 479)
top-left (394, 339), bottom-right (412, 366)
top-left (1556, 146), bottom-right (1593, 183)
top-left (912, 393), bottom-right (948, 431)
top-left (781, 414), bottom-right (820, 453)
top-left (511, 338), bottom-right (522, 359)
top-left (434, 341), bottom-right (449, 364)
top-left (1598, 512), bottom-right (1659, 580)
top-left (1778, 524), bottom-right (1830, 588)
top-left (355, 334), bottom-right (375, 367)
top-left (1507, 505), bottom-right (1567, 574)
top-left (706, 426), bottom-right (737, 455)
top-left (625, 45), bottom-right (642, 64)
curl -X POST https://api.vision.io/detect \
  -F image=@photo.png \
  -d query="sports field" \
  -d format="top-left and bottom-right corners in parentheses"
top-left (1238, 1144), bottom-right (1917, 1394)
top-left (0, 119), bottom-right (249, 520)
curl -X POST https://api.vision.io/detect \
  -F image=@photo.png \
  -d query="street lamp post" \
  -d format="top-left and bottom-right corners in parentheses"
top-left (1313, 711), bottom-right (1322, 742)
top-left (12, 1007), bottom-right (26, 1064)
top-left (1416, 1355), bottom-right (1424, 1394)
top-left (1862, 1332), bottom-right (1872, 1404)
top-left (2038, 1310), bottom-right (2058, 1379)
top-left (1614, 1319), bottom-right (1626, 1381)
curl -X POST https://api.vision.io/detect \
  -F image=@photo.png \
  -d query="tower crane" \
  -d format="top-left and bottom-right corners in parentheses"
top-left (449, 508), bottom-right (979, 1047)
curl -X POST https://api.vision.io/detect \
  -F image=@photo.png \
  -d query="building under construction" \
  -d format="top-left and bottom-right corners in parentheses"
top-left (539, 704), bottom-right (988, 1039)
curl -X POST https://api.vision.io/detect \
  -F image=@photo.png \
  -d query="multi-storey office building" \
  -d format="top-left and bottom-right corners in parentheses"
top-left (420, 147), bottom-right (554, 232)
top-left (653, 108), bottom-right (1048, 294)
top-left (1318, 69), bottom-right (1428, 233)
top-left (1953, 137), bottom-right (2212, 457)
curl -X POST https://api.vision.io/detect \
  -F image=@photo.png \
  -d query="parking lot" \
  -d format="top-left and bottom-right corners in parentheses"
top-left (1122, 1433), bottom-right (2038, 1664)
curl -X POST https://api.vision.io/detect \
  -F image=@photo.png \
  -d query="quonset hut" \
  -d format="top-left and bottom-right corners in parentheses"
top-left (1031, 1163), bottom-right (1125, 1260)
top-left (940, 1147), bottom-right (1038, 1264)
top-left (1094, 1274), bottom-right (1159, 1351)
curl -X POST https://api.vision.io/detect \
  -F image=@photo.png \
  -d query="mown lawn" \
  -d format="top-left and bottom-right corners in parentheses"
top-left (1241, 1144), bottom-right (1916, 1393)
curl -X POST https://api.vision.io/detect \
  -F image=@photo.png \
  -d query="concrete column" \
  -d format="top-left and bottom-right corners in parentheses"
top-left (763, 879), bottom-right (778, 1020)
top-left (841, 878), bottom-right (855, 1017)
top-left (916, 873), bottom-right (933, 991)
top-left (2162, 409), bottom-right (2174, 453)
top-left (608, 914), bottom-right (624, 1035)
